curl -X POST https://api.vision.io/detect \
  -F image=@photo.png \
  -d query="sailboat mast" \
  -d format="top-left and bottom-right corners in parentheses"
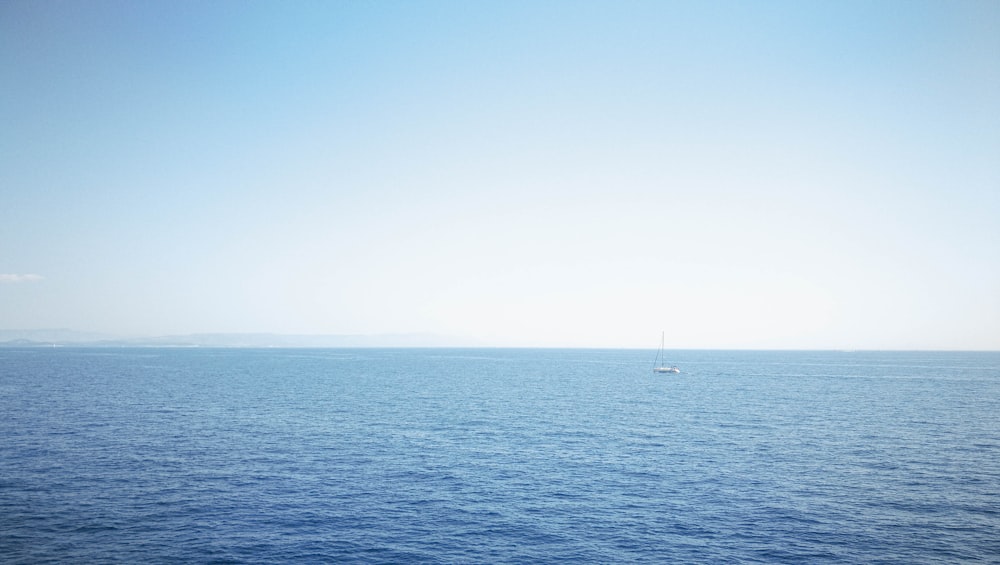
top-left (654, 331), bottom-right (664, 369)
top-left (660, 331), bottom-right (665, 365)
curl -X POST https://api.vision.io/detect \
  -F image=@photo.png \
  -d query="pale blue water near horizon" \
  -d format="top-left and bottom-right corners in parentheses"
top-left (2, 348), bottom-right (998, 563)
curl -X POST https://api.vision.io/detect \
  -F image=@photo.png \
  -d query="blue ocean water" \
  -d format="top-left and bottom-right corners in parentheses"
top-left (1, 348), bottom-right (998, 563)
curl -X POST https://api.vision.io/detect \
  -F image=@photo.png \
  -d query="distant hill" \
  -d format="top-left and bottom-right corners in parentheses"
top-left (0, 330), bottom-right (480, 348)
top-left (103, 333), bottom-right (480, 348)
top-left (0, 329), bottom-right (117, 344)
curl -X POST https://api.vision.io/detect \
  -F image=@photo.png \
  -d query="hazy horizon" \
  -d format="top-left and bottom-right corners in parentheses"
top-left (3, 1), bottom-right (998, 350)
top-left (1, 328), bottom-right (998, 352)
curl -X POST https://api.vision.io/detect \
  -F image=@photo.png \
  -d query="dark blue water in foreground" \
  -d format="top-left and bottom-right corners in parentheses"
top-left (2, 348), bottom-right (999, 563)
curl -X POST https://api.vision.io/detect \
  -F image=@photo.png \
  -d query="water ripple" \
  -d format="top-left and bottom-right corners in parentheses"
top-left (2, 348), bottom-right (998, 563)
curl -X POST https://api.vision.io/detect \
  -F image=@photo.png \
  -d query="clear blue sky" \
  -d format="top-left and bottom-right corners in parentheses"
top-left (2, 0), bottom-right (998, 349)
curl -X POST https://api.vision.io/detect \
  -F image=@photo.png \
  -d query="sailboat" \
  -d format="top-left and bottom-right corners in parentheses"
top-left (652, 332), bottom-right (680, 374)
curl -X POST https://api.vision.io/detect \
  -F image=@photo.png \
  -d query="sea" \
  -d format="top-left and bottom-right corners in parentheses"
top-left (1, 348), bottom-right (998, 563)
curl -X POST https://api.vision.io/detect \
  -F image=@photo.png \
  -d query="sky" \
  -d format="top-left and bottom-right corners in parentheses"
top-left (1, 0), bottom-right (998, 349)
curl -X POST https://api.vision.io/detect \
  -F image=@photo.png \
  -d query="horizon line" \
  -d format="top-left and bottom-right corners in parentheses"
top-left (1, 329), bottom-right (996, 352)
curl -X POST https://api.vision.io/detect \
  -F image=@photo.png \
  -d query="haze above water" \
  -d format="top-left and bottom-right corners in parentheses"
top-left (2, 1), bottom-right (998, 350)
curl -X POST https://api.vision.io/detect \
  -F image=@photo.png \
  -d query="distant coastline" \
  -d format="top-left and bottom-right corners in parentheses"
top-left (2, 330), bottom-right (996, 351)
top-left (0, 329), bottom-right (480, 348)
